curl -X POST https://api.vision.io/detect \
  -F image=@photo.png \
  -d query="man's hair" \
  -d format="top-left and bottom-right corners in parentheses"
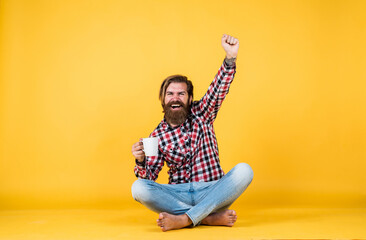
top-left (159, 75), bottom-right (194, 107)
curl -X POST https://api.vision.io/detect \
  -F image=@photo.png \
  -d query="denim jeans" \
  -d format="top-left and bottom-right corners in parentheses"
top-left (131, 163), bottom-right (254, 226)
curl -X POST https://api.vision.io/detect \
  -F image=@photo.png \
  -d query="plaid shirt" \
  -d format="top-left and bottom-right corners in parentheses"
top-left (134, 59), bottom-right (236, 184)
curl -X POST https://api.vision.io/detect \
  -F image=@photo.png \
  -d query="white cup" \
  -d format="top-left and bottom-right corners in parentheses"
top-left (142, 137), bottom-right (159, 157)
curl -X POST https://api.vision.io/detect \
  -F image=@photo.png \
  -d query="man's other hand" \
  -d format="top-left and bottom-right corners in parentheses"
top-left (132, 140), bottom-right (145, 163)
top-left (222, 34), bottom-right (239, 59)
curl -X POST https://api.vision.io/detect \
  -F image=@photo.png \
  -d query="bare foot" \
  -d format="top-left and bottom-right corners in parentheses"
top-left (201, 209), bottom-right (237, 227)
top-left (156, 212), bottom-right (192, 232)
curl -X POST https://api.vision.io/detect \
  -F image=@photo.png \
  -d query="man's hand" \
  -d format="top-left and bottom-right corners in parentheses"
top-left (132, 140), bottom-right (145, 163)
top-left (221, 34), bottom-right (239, 59)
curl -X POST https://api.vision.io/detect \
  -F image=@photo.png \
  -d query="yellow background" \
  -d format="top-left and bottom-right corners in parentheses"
top-left (0, 0), bottom-right (365, 210)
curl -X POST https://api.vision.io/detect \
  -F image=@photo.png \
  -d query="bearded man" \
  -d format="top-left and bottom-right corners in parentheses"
top-left (131, 34), bottom-right (253, 232)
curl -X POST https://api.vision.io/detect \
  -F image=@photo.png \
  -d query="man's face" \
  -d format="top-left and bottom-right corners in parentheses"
top-left (163, 82), bottom-right (192, 126)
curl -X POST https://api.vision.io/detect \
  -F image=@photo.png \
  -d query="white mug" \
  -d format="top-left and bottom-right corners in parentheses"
top-left (142, 137), bottom-right (159, 157)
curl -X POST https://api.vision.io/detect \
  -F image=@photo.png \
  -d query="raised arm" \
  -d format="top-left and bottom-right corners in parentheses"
top-left (192, 34), bottom-right (239, 123)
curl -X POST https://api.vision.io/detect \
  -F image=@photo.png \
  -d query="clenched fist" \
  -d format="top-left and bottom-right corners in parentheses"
top-left (132, 140), bottom-right (145, 163)
top-left (222, 34), bottom-right (239, 59)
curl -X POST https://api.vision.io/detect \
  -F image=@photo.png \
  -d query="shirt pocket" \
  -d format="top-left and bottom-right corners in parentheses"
top-left (164, 143), bottom-right (187, 169)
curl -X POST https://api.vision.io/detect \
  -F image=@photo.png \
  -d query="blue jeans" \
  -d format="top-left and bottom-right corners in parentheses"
top-left (131, 163), bottom-right (254, 226)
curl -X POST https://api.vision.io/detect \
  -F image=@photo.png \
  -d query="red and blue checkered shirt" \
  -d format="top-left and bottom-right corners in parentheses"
top-left (134, 59), bottom-right (236, 184)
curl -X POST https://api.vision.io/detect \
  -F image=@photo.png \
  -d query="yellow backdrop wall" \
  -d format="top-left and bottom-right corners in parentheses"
top-left (1, 0), bottom-right (365, 209)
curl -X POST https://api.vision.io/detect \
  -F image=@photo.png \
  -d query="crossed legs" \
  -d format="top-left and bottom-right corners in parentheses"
top-left (132, 163), bottom-right (253, 231)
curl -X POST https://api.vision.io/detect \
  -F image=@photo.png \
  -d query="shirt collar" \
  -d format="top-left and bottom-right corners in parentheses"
top-left (161, 114), bottom-right (192, 131)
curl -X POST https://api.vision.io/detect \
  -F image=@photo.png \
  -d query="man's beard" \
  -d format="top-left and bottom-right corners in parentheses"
top-left (164, 100), bottom-right (190, 126)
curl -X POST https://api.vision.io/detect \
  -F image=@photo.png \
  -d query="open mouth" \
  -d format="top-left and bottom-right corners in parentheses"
top-left (171, 104), bottom-right (182, 110)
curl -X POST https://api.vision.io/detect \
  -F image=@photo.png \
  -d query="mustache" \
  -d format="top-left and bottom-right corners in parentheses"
top-left (166, 100), bottom-right (185, 107)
